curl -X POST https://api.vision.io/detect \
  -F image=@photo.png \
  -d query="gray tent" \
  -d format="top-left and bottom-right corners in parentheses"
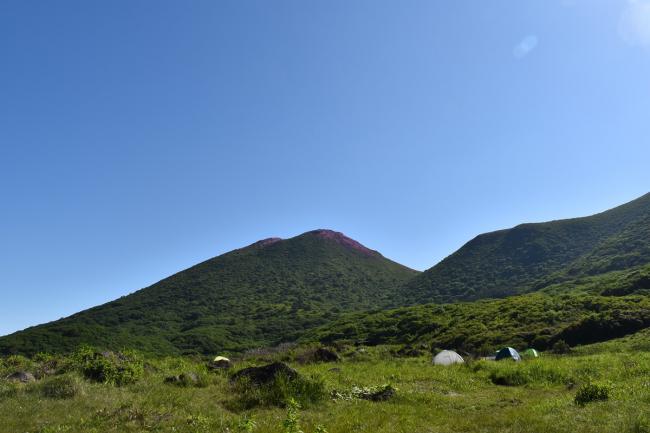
top-left (433, 350), bottom-right (465, 366)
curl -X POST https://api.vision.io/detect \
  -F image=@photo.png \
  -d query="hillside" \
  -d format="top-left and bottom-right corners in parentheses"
top-left (401, 192), bottom-right (650, 304)
top-left (306, 263), bottom-right (650, 352)
top-left (0, 230), bottom-right (418, 356)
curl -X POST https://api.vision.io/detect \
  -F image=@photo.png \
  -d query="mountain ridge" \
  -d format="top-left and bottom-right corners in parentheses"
top-left (0, 229), bottom-right (418, 355)
top-left (3, 193), bottom-right (650, 356)
top-left (400, 192), bottom-right (650, 304)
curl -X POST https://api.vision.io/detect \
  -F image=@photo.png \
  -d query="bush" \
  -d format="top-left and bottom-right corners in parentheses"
top-left (32, 352), bottom-right (55, 363)
top-left (531, 335), bottom-right (551, 351)
top-left (39, 374), bottom-right (84, 399)
top-left (282, 398), bottom-right (302, 433)
top-left (1, 355), bottom-right (34, 375)
top-left (282, 398), bottom-right (328, 433)
top-left (574, 383), bottom-right (610, 406)
top-left (32, 353), bottom-right (62, 378)
top-left (551, 340), bottom-right (572, 354)
top-left (71, 346), bottom-right (143, 386)
top-left (230, 373), bottom-right (326, 409)
top-left (332, 384), bottom-right (397, 401)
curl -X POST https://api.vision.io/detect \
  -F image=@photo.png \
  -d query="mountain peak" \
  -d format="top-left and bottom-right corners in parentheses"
top-left (245, 230), bottom-right (380, 257)
top-left (304, 229), bottom-right (379, 257)
top-left (249, 237), bottom-right (283, 248)
top-left (0, 229), bottom-right (416, 355)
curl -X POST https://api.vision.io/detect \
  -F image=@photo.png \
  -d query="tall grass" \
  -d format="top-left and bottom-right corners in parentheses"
top-left (2, 344), bottom-right (650, 432)
top-left (228, 373), bottom-right (327, 410)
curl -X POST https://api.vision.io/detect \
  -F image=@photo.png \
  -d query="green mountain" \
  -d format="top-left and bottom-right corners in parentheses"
top-left (401, 192), bottom-right (650, 304)
top-left (4, 193), bottom-right (650, 357)
top-left (0, 230), bottom-right (418, 356)
top-left (306, 262), bottom-right (650, 352)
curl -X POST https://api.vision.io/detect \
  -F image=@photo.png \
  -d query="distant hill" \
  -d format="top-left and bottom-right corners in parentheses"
top-left (0, 230), bottom-right (418, 356)
top-left (401, 193), bottom-right (650, 304)
top-left (5, 193), bottom-right (650, 357)
top-left (306, 262), bottom-right (650, 352)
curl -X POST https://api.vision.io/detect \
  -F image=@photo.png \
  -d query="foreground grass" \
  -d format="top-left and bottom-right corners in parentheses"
top-left (2, 345), bottom-right (650, 433)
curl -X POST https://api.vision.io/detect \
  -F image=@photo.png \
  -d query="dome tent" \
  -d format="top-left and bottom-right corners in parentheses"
top-left (495, 347), bottom-right (521, 361)
top-left (522, 348), bottom-right (539, 358)
top-left (433, 350), bottom-right (464, 366)
top-left (209, 355), bottom-right (232, 370)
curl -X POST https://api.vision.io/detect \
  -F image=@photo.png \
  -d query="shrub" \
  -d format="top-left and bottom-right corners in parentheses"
top-left (2, 354), bottom-right (34, 374)
top-left (32, 353), bottom-right (63, 378)
top-left (32, 352), bottom-right (55, 363)
top-left (281, 398), bottom-right (328, 433)
top-left (477, 343), bottom-right (496, 357)
top-left (295, 346), bottom-right (341, 364)
top-left (39, 374), bottom-right (84, 399)
top-left (230, 373), bottom-right (326, 409)
top-left (282, 398), bottom-right (302, 433)
top-left (574, 383), bottom-right (610, 406)
top-left (531, 335), bottom-right (550, 351)
top-left (551, 340), bottom-right (572, 354)
top-left (332, 384), bottom-right (397, 401)
top-left (71, 346), bottom-right (143, 386)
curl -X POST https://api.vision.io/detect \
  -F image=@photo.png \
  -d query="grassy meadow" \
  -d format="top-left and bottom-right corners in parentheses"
top-left (2, 339), bottom-right (650, 433)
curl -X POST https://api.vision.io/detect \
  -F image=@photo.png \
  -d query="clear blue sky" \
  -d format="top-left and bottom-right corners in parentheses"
top-left (2, 0), bottom-right (650, 336)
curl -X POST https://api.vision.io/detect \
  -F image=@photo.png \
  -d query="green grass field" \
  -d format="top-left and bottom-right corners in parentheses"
top-left (2, 338), bottom-right (650, 433)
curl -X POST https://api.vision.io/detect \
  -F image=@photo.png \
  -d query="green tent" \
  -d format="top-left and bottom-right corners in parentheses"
top-left (522, 348), bottom-right (539, 358)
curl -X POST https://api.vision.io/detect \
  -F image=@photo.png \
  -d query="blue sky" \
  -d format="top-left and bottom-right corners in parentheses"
top-left (1, 0), bottom-right (650, 336)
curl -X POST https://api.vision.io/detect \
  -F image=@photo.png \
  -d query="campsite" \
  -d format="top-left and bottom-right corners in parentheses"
top-left (2, 335), bottom-right (650, 433)
top-left (3, 1), bottom-right (650, 432)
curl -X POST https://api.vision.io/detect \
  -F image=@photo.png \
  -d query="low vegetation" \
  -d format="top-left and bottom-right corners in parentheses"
top-left (307, 289), bottom-right (650, 353)
top-left (574, 383), bottom-right (611, 406)
top-left (37, 373), bottom-right (85, 399)
top-left (229, 372), bottom-right (327, 410)
top-left (2, 337), bottom-right (650, 433)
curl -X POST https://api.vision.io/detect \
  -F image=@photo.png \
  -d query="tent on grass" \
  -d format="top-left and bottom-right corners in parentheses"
top-left (433, 350), bottom-right (465, 366)
top-left (209, 355), bottom-right (232, 369)
top-left (495, 347), bottom-right (521, 362)
top-left (522, 348), bottom-right (540, 358)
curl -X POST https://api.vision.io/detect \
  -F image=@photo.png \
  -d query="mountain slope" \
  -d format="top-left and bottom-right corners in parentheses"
top-left (401, 192), bottom-right (650, 304)
top-left (0, 230), bottom-right (418, 356)
top-left (306, 262), bottom-right (650, 352)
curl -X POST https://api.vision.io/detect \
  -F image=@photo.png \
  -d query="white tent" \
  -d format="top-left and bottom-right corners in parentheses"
top-left (213, 356), bottom-right (230, 363)
top-left (433, 350), bottom-right (464, 366)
